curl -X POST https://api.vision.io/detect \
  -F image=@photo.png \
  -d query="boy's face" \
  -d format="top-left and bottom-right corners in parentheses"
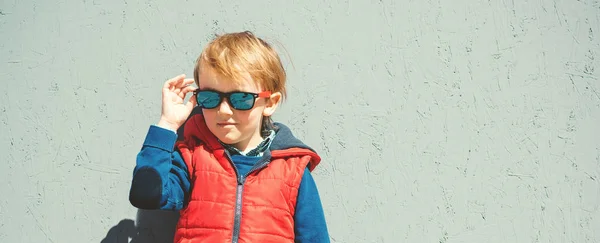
top-left (198, 66), bottom-right (280, 152)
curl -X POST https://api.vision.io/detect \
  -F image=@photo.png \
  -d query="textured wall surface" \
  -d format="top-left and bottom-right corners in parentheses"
top-left (1, 0), bottom-right (599, 242)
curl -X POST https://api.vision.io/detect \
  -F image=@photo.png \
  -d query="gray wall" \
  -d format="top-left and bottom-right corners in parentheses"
top-left (1, 1), bottom-right (599, 242)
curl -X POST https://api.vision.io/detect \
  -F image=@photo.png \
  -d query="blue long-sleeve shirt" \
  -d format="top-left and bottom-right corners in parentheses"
top-left (129, 125), bottom-right (330, 242)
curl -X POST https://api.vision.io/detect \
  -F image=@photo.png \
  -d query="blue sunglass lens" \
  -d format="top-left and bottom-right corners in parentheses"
top-left (230, 92), bottom-right (254, 110)
top-left (197, 91), bottom-right (220, 108)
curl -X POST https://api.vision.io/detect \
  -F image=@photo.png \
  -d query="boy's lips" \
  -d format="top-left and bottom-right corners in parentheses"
top-left (217, 122), bottom-right (237, 126)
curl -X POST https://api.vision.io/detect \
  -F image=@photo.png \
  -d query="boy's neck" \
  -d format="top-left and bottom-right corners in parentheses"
top-left (221, 130), bottom-right (276, 157)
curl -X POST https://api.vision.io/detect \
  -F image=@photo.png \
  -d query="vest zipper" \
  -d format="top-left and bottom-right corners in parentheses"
top-left (231, 177), bottom-right (244, 243)
top-left (229, 151), bottom-right (272, 243)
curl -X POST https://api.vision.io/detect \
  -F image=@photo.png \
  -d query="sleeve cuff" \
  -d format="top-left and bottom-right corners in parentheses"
top-left (143, 125), bottom-right (178, 151)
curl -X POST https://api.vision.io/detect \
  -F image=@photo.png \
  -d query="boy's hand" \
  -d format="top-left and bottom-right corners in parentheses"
top-left (157, 74), bottom-right (197, 131)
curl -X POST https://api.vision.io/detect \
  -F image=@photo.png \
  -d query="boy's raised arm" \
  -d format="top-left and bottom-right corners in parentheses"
top-left (129, 74), bottom-right (197, 210)
top-left (129, 125), bottom-right (191, 210)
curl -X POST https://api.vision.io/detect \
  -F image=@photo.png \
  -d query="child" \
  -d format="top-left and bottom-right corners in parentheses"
top-left (129, 31), bottom-right (330, 243)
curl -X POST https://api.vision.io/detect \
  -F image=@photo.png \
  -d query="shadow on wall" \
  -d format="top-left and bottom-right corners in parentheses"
top-left (100, 209), bottom-right (179, 243)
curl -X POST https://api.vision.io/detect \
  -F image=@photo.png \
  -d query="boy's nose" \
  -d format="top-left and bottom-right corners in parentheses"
top-left (217, 98), bottom-right (234, 115)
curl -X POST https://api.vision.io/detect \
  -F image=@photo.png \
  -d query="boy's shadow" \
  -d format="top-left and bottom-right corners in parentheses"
top-left (101, 107), bottom-right (201, 243)
top-left (100, 210), bottom-right (180, 243)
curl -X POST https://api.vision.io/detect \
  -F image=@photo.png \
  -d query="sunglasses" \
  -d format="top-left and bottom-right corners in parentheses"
top-left (193, 89), bottom-right (272, 111)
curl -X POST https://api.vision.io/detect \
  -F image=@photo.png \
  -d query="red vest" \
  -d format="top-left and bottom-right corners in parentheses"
top-left (173, 114), bottom-right (321, 243)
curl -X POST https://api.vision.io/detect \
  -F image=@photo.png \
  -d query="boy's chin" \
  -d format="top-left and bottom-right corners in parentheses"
top-left (216, 134), bottom-right (242, 145)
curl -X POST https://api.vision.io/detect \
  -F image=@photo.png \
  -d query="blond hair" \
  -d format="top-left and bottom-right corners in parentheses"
top-left (193, 31), bottom-right (287, 135)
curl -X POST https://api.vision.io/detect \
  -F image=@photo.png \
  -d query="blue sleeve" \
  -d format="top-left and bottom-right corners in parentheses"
top-left (294, 167), bottom-right (330, 243)
top-left (129, 125), bottom-right (191, 211)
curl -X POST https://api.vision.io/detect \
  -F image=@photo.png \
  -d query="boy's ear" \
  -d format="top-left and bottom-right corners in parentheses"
top-left (262, 92), bottom-right (282, 117)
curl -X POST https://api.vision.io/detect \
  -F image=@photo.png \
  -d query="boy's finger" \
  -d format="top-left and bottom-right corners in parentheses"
top-left (177, 78), bottom-right (194, 89)
top-left (173, 76), bottom-right (185, 89)
top-left (186, 94), bottom-right (197, 110)
top-left (163, 74), bottom-right (186, 90)
top-left (175, 77), bottom-right (192, 91)
top-left (182, 85), bottom-right (197, 94)
top-left (179, 86), bottom-right (197, 99)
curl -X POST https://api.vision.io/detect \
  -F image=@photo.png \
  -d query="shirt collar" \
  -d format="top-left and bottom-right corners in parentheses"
top-left (219, 130), bottom-right (276, 157)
